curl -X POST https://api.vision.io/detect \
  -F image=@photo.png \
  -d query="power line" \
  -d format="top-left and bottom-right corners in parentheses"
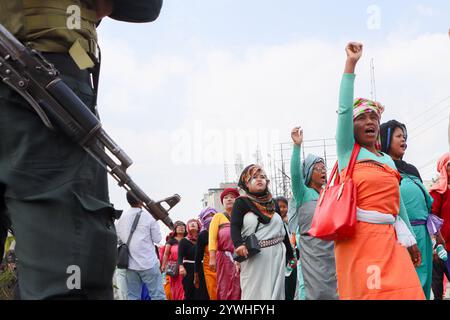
top-left (409, 116), bottom-right (448, 141)
top-left (418, 156), bottom-right (440, 172)
top-left (405, 95), bottom-right (450, 126)
top-left (420, 166), bottom-right (439, 179)
top-left (408, 103), bottom-right (450, 135)
top-left (418, 154), bottom-right (441, 175)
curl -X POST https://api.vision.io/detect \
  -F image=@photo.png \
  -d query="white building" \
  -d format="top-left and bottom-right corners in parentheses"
top-left (202, 182), bottom-right (241, 212)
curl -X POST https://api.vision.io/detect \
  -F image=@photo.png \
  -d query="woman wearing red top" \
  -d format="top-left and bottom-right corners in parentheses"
top-left (430, 153), bottom-right (450, 299)
top-left (161, 221), bottom-right (187, 300)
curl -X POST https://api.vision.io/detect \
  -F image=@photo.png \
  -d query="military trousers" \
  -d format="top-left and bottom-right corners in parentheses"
top-left (0, 53), bottom-right (117, 299)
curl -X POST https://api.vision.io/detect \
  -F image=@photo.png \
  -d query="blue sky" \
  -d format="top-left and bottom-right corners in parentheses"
top-left (100, 0), bottom-right (449, 49)
top-left (96, 1), bottom-right (450, 235)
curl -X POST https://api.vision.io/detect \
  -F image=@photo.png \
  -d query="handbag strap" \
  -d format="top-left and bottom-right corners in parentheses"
top-left (345, 143), bottom-right (361, 180)
top-left (328, 143), bottom-right (361, 186)
top-left (327, 161), bottom-right (340, 187)
top-left (223, 212), bottom-right (231, 222)
top-left (254, 221), bottom-right (261, 234)
top-left (126, 209), bottom-right (142, 247)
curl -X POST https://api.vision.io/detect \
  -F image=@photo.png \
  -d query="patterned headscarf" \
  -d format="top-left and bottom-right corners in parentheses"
top-left (353, 98), bottom-right (385, 150)
top-left (430, 153), bottom-right (450, 194)
top-left (198, 207), bottom-right (217, 232)
top-left (302, 154), bottom-right (325, 186)
top-left (238, 164), bottom-right (275, 217)
top-left (186, 219), bottom-right (201, 242)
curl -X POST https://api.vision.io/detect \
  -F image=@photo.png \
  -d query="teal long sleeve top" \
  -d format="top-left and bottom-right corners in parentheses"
top-left (290, 144), bottom-right (320, 209)
top-left (400, 173), bottom-right (433, 221)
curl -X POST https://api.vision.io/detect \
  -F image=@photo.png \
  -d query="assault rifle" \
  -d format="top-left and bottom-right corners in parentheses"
top-left (0, 24), bottom-right (178, 229)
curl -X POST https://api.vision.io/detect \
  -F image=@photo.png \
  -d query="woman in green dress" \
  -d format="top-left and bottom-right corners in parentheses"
top-left (380, 120), bottom-right (445, 299)
top-left (288, 127), bottom-right (338, 300)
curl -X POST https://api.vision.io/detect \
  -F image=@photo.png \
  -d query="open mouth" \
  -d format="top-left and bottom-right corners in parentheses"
top-left (365, 127), bottom-right (376, 136)
top-left (400, 143), bottom-right (407, 149)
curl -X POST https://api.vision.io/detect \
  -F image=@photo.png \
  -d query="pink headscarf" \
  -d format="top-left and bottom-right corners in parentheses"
top-left (430, 152), bottom-right (450, 194)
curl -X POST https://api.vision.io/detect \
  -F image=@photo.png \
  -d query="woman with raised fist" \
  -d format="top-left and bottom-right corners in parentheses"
top-left (333, 42), bottom-right (424, 300)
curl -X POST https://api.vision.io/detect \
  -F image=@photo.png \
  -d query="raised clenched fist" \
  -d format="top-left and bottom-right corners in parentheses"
top-left (345, 42), bottom-right (363, 63)
top-left (291, 126), bottom-right (303, 146)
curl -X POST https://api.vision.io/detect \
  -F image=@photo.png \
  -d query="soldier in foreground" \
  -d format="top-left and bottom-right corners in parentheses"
top-left (0, 0), bottom-right (164, 299)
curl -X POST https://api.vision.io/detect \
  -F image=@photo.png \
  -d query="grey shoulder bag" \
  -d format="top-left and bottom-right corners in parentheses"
top-left (117, 210), bottom-right (142, 269)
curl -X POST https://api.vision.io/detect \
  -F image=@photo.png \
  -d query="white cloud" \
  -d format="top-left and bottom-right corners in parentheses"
top-left (415, 4), bottom-right (435, 16)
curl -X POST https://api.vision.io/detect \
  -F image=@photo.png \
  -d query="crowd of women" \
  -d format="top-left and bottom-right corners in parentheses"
top-left (156, 185), bottom-right (298, 300)
top-left (120, 41), bottom-right (450, 300)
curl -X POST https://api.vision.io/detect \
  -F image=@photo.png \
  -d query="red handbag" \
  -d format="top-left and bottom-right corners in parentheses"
top-left (308, 143), bottom-right (361, 241)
